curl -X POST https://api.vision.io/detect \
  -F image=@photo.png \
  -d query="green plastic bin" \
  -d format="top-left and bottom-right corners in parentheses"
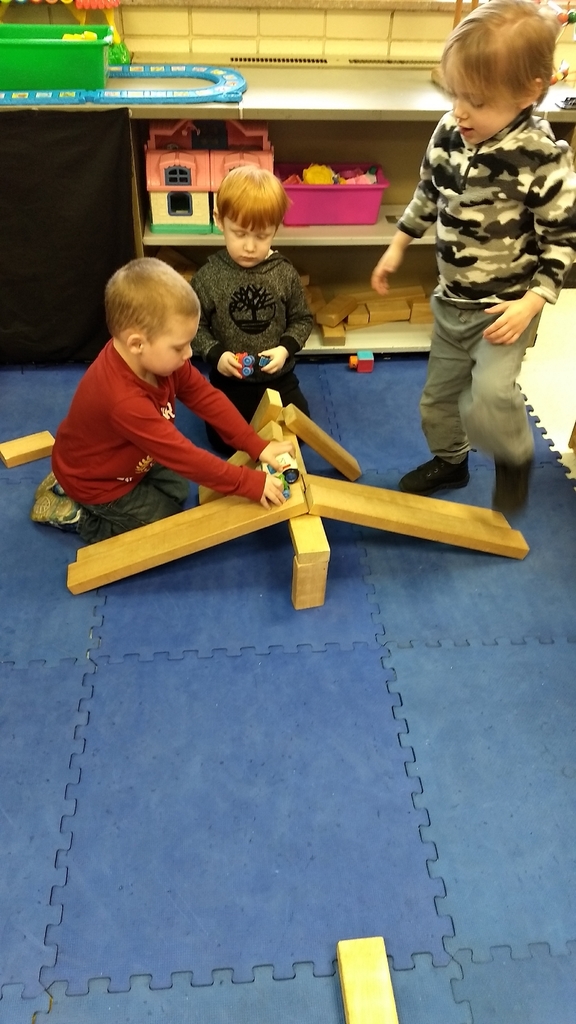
top-left (0, 24), bottom-right (113, 91)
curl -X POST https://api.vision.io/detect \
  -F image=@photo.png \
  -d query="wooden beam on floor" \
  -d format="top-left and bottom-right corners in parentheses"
top-left (283, 405), bottom-right (361, 481)
top-left (67, 481), bottom-right (308, 594)
top-left (305, 475), bottom-right (529, 559)
top-left (0, 431), bottom-right (55, 468)
top-left (337, 937), bottom-right (399, 1024)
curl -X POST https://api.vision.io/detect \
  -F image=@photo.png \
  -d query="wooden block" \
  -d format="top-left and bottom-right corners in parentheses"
top-left (283, 405), bottom-right (361, 482)
top-left (67, 480), bottom-right (308, 594)
top-left (298, 272), bottom-right (310, 287)
top-left (305, 475), bottom-right (530, 559)
top-left (321, 323), bottom-right (346, 346)
top-left (316, 295), bottom-right (358, 328)
top-left (198, 420), bottom-right (283, 504)
top-left (337, 937), bottom-right (399, 1024)
top-left (155, 246), bottom-right (197, 281)
top-left (341, 285), bottom-right (425, 304)
top-left (346, 304), bottom-right (369, 327)
top-left (250, 388), bottom-right (283, 432)
top-left (291, 555), bottom-right (329, 610)
top-left (366, 300), bottom-right (411, 324)
top-left (410, 299), bottom-right (434, 324)
top-left (568, 420), bottom-right (576, 454)
top-left (0, 431), bottom-right (55, 468)
top-left (289, 513), bottom-right (330, 564)
top-left (305, 286), bottom-right (326, 315)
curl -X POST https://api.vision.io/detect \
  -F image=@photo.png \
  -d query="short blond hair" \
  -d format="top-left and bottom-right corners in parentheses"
top-left (216, 165), bottom-right (290, 231)
top-left (105, 258), bottom-right (200, 339)
top-left (442, 0), bottom-right (558, 105)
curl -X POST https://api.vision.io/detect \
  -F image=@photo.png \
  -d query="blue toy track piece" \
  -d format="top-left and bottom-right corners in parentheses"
top-left (0, 64), bottom-right (247, 106)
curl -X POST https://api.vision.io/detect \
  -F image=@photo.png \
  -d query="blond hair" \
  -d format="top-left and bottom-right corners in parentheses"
top-left (215, 165), bottom-right (290, 231)
top-left (105, 258), bottom-right (200, 340)
top-left (442, 0), bottom-right (558, 105)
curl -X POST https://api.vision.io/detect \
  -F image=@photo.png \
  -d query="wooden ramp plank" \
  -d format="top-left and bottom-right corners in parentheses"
top-left (283, 405), bottom-right (361, 481)
top-left (67, 482), bottom-right (307, 594)
top-left (0, 431), bottom-right (55, 467)
top-left (306, 475), bottom-right (529, 559)
top-left (337, 937), bottom-right (399, 1024)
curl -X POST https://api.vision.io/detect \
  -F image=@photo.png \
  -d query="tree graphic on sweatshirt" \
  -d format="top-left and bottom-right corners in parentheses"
top-left (229, 284), bottom-right (276, 335)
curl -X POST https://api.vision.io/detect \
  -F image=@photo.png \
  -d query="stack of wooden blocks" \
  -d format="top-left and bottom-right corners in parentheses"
top-left (302, 281), bottom-right (433, 344)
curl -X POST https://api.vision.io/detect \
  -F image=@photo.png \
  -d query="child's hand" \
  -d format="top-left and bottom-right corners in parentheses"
top-left (259, 346), bottom-right (289, 373)
top-left (260, 472), bottom-right (287, 509)
top-left (259, 439), bottom-right (295, 472)
top-left (483, 293), bottom-right (545, 345)
top-left (371, 230), bottom-right (412, 295)
top-left (217, 351), bottom-right (243, 378)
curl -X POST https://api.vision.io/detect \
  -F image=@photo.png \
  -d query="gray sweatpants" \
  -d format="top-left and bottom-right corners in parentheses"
top-left (420, 294), bottom-right (536, 466)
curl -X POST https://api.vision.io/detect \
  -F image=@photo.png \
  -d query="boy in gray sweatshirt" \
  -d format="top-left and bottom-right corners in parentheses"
top-left (192, 166), bottom-right (313, 454)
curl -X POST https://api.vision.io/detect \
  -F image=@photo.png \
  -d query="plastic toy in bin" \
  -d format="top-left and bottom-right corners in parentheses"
top-left (276, 162), bottom-right (389, 226)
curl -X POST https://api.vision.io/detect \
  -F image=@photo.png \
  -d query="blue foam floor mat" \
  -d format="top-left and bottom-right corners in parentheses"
top-left (385, 638), bottom-right (576, 962)
top-left (361, 462), bottom-right (576, 644)
top-left (42, 647), bottom-right (450, 992)
top-left (0, 357), bottom-right (575, 1024)
top-left (0, 660), bottom-right (91, 995)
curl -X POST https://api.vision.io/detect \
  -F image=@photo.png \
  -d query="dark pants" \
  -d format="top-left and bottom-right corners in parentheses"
top-left (78, 463), bottom-right (189, 544)
top-left (206, 369), bottom-right (310, 455)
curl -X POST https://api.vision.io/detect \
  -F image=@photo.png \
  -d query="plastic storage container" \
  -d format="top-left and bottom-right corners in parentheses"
top-left (276, 163), bottom-right (389, 226)
top-left (0, 25), bottom-right (113, 91)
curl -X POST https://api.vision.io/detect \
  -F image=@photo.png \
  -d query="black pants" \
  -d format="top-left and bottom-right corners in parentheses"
top-left (206, 369), bottom-right (310, 456)
top-left (78, 464), bottom-right (189, 544)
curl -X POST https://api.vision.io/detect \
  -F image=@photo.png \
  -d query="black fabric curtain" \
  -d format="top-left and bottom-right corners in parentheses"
top-left (0, 108), bottom-right (135, 363)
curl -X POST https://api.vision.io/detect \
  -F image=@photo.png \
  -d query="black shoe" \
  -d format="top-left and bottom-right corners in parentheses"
top-left (492, 458), bottom-right (533, 514)
top-left (399, 455), bottom-right (470, 495)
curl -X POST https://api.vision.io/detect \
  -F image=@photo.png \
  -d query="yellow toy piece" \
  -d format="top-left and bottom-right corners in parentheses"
top-left (303, 164), bottom-right (335, 185)
top-left (62, 31), bottom-right (98, 40)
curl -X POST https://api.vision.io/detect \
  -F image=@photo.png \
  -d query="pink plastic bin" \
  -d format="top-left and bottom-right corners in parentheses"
top-left (276, 163), bottom-right (389, 226)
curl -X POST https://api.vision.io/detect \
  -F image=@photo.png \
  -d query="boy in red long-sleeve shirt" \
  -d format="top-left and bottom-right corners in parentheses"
top-left (31, 258), bottom-right (294, 543)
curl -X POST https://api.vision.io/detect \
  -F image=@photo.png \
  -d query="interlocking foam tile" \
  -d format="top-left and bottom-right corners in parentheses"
top-left (384, 638), bottom-right (576, 961)
top-left (452, 943), bottom-right (576, 1024)
top-left (43, 647), bottom-right (451, 992)
top-left (0, 985), bottom-right (50, 1024)
top-left (360, 462), bottom-right (576, 645)
top-left (93, 519), bottom-right (379, 660)
top-left (320, 356), bottom-right (558, 473)
top-left (0, 479), bottom-right (101, 666)
top-left (34, 957), bottom-right (471, 1024)
top-left (36, 966), bottom-right (344, 1024)
top-left (0, 660), bottom-right (92, 995)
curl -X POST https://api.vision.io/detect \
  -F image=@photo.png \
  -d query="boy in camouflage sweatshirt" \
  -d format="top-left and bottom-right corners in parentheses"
top-left (372, 0), bottom-right (576, 512)
top-left (193, 166), bottom-right (313, 454)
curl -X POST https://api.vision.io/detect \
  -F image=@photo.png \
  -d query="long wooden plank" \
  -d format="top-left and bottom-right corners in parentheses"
top-left (305, 475), bottom-right (529, 559)
top-left (67, 482), bottom-right (307, 594)
top-left (0, 431), bottom-right (54, 467)
top-left (283, 405), bottom-right (361, 481)
top-left (337, 937), bottom-right (399, 1024)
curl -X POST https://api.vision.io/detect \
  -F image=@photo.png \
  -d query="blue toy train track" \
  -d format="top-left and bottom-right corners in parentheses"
top-left (0, 64), bottom-right (247, 105)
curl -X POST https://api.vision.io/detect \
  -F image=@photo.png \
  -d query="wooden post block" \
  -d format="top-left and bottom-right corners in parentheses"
top-left (289, 513), bottom-right (330, 564)
top-left (283, 405), bottom-right (362, 482)
top-left (305, 286), bottom-right (326, 315)
top-left (298, 272), bottom-right (310, 287)
top-left (0, 431), bottom-right (55, 468)
top-left (305, 475), bottom-right (530, 559)
top-left (568, 420), bottom-right (576, 454)
top-left (410, 299), bottom-right (434, 324)
top-left (316, 295), bottom-right (358, 328)
top-left (198, 420), bottom-right (284, 505)
top-left (321, 323), bottom-right (346, 345)
top-left (346, 304), bottom-right (369, 327)
top-left (67, 481), bottom-right (308, 594)
top-left (337, 937), bottom-right (399, 1024)
top-left (250, 388), bottom-right (283, 432)
top-left (291, 555), bottom-right (329, 609)
top-left (366, 300), bottom-right (411, 324)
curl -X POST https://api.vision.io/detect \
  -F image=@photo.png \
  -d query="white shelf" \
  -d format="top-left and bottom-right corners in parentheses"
top-left (301, 322), bottom-right (431, 356)
top-left (143, 207), bottom-right (435, 248)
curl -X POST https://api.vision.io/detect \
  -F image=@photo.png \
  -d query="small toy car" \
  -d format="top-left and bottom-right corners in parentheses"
top-left (236, 353), bottom-right (272, 377)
